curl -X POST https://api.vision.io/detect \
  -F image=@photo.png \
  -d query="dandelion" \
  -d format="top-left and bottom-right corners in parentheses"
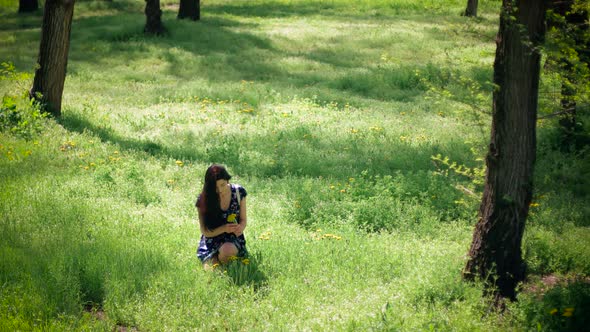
top-left (530, 202), bottom-right (540, 207)
top-left (258, 231), bottom-right (271, 240)
top-left (227, 214), bottom-right (237, 223)
top-left (562, 307), bottom-right (574, 317)
top-left (340, 189), bottom-right (346, 193)
top-left (241, 258), bottom-right (250, 265)
top-left (321, 233), bottom-right (342, 240)
top-left (175, 160), bottom-right (184, 167)
top-left (350, 128), bottom-right (359, 134)
top-left (549, 308), bottom-right (558, 315)
top-left (228, 256), bottom-right (238, 262)
top-left (113, 150), bottom-right (119, 154)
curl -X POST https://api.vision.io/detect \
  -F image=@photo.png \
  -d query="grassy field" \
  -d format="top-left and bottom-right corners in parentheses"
top-left (1, 0), bottom-right (589, 330)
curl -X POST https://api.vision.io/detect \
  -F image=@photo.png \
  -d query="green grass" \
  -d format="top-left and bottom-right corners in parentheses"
top-left (1, 0), bottom-right (589, 330)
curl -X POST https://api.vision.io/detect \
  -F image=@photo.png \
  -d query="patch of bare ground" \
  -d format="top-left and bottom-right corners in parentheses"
top-left (521, 273), bottom-right (590, 298)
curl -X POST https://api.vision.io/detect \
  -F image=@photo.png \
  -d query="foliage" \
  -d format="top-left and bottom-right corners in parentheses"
top-left (541, 0), bottom-right (590, 147)
top-left (0, 62), bottom-right (48, 140)
top-left (510, 279), bottom-right (590, 332)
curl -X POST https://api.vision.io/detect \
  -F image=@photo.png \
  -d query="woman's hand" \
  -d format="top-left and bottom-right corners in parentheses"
top-left (224, 223), bottom-right (239, 234)
top-left (233, 222), bottom-right (246, 236)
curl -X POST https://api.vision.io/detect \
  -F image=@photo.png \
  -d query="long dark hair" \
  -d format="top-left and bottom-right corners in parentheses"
top-left (197, 164), bottom-right (232, 229)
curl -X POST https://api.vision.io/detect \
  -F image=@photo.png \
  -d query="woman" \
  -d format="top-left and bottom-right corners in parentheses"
top-left (196, 164), bottom-right (248, 267)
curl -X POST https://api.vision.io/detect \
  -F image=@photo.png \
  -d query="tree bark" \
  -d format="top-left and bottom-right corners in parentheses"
top-left (30, 0), bottom-right (75, 117)
top-left (145, 0), bottom-right (166, 35)
top-left (463, 0), bottom-right (478, 17)
top-left (19, 0), bottom-right (39, 13)
top-left (178, 0), bottom-right (200, 21)
top-left (463, 0), bottom-right (547, 303)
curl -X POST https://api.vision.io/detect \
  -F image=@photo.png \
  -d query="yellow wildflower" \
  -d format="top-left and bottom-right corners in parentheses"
top-left (549, 308), bottom-right (558, 315)
top-left (227, 214), bottom-right (237, 223)
top-left (562, 308), bottom-right (574, 317)
top-left (175, 160), bottom-right (184, 167)
top-left (242, 258), bottom-right (250, 265)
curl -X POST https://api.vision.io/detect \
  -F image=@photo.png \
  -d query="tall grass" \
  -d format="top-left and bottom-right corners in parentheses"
top-left (1, 0), bottom-right (588, 330)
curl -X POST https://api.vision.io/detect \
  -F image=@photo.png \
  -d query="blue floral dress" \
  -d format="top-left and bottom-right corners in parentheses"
top-left (197, 184), bottom-right (248, 262)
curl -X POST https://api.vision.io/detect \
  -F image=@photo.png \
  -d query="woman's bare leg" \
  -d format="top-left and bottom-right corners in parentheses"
top-left (218, 242), bottom-right (238, 264)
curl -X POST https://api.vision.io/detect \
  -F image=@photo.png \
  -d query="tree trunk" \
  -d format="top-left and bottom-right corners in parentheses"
top-left (145, 0), bottom-right (166, 35)
top-left (178, 0), bottom-right (200, 21)
top-left (463, 0), bottom-right (478, 17)
top-left (30, 0), bottom-right (75, 117)
top-left (463, 0), bottom-right (547, 303)
top-left (19, 0), bottom-right (39, 13)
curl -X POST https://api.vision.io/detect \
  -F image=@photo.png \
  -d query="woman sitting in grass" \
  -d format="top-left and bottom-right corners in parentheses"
top-left (196, 164), bottom-right (248, 268)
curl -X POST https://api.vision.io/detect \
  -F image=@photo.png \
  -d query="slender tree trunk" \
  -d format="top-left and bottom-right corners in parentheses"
top-left (30, 0), bottom-right (75, 117)
top-left (19, 0), bottom-right (39, 13)
top-left (463, 0), bottom-right (478, 17)
top-left (178, 0), bottom-right (200, 21)
top-left (463, 0), bottom-right (547, 303)
top-left (145, 0), bottom-right (166, 35)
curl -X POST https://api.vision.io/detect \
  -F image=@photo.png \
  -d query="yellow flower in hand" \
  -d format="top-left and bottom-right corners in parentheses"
top-left (227, 214), bottom-right (237, 223)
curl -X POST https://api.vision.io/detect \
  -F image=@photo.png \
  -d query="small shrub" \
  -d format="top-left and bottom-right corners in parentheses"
top-left (0, 62), bottom-right (48, 140)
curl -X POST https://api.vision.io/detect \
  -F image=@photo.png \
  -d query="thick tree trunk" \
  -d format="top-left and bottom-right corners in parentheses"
top-left (30, 0), bottom-right (75, 117)
top-left (145, 0), bottom-right (166, 35)
top-left (19, 0), bottom-right (39, 13)
top-left (178, 0), bottom-right (200, 21)
top-left (463, 0), bottom-right (547, 303)
top-left (463, 0), bottom-right (478, 17)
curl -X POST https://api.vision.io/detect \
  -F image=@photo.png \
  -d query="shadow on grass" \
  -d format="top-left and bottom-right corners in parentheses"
top-left (0, 195), bottom-right (170, 315)
top-left (59, 107), bottom-right (459, 180)
top-left (1, 1), bottom-right (495, 108)
top-left (66, 10), bottom-right (484, 102)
